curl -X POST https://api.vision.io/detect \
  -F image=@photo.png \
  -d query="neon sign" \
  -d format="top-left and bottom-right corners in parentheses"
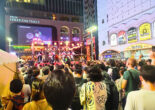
top-left (10, 16), bottom-right (40, 24)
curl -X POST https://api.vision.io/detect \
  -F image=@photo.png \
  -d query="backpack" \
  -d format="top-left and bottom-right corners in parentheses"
top-left (111, 67), bottom-right (120, 81)
top-left (103, 72), bottom-right (119, 110)
top-left (11, 92), bottom-right (25, 110)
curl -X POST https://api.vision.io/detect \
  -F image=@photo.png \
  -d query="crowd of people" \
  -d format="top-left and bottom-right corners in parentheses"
top-left (0, 51), bottom-right (155, 110)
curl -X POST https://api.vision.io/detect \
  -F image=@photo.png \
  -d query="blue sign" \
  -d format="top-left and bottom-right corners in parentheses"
top-left (104, 55), bottom-right (112, 58)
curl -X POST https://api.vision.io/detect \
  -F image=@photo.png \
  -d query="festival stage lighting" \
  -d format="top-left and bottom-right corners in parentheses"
top-left (60, 42), bottom-right (63, 45)
top-left (65, 41), bottom-right (69, 45)
top-left (54, 42), bottom-right (57, 45)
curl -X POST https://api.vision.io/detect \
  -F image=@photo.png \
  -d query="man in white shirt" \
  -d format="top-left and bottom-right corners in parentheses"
top-left (125, 65), bottom-right (155, 110)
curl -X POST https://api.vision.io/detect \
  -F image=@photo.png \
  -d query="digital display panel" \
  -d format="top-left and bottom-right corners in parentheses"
top-left (18, 25), bottom-right (52, 44)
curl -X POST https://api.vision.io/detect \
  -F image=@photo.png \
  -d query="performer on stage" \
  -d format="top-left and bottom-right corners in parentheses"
top-left (37, 52), bottom-right (42, 62)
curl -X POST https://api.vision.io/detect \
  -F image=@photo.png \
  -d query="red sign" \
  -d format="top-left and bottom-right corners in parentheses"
top-left (86, 45), bottom-right (91, 61)
top-left (86, 37), bottom-right (96, 60)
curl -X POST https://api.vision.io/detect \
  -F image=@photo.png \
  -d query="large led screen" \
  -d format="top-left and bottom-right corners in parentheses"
top-left (18, 25), bottom-right (52, 44)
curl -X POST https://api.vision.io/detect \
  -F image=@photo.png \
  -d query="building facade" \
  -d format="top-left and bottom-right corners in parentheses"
top-left (83, 0), bottom-right (99, 59)
top-left (4, 0), bottom-right (84, 52)
top-left (0, 0), bottom-right (6, 50)
top-left (98, 0), bottom-right (155, 59)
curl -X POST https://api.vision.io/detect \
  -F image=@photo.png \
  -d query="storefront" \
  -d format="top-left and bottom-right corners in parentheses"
top-left (101, 50), bottom-right (121, 60)
top-left (124, 43), bottom-right (152, 59)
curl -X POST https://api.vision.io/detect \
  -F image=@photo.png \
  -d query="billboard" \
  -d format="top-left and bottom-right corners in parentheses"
top-left (18, 25), bottom-right (52, 45)
top-left (118, 31), bottom-right (126, 44)
top-left (110, 34), bottom-right (117, 46)
top-left (127, 27), bottom-right (137, 43)
top-left (139, 23), bottom-right (151, 41)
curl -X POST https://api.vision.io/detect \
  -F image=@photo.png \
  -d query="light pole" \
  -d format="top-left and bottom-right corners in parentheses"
top-left (7, 37), bottom-right (12, 52)
top-left (86, 26), bottom-right (97, 61)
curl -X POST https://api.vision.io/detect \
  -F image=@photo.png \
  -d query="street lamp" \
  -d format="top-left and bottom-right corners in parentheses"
top-left (86, 25), bottom-right (97, 61)
top-left (7, 37), bottom-right (13, 52)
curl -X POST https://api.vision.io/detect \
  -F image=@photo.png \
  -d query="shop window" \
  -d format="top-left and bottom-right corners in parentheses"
top-left (72, 28), bottom-right (80, 41)
top-left (60, 16), bottom-right (70, 21)
top-left (60, 26), bottom-right (70, 41)
top-left (72, 17), bottom-right (80, 22)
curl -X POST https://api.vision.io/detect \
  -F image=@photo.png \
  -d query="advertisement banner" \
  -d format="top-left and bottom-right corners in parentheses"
top-left (139, 23), bottom-right (151, 41)
top-left (86, 37), bottom-right (95, 61)
top-left (118, 31), bottom-right (126, 44)
top-left (86, 45), bottom-right (91, 61)
top-left (110, 34), bottom-right (117, 46)
top-left (127, 27), bottom-right (137, 43)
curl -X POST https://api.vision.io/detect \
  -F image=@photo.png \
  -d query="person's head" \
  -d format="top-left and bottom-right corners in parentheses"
top-left (74, 64), bottom-right (82, 75)
top-left (99, 63), bottom-right (106, 71)
top-left (126, 58), bottom-right (137, 68)
top-left (21, 67), bottom-right (26, 73)
top-left (87, 65), bottom-right (103, 82)
top-left (31, 79), bottom-right (44, 101)
top-left (140, 65), bottom-right (155, 84)
top-left (32, 68), bottom-right (40, 77)
top-left (10, 79), bottom-right (23, 94)
top-left (146, 59), bottom-right (152, 65)
top-left (119, 67), bottom-right (125, 76)
top-left (42, 66), bottom-right (50, 75)
top-left (138, 61), bottom-right (146, 71)
top-left (109, 59), bottom-right (116, 67)
top-left (49, 65), bottom-right (54, 72)
top-left (43, 69), bottom-right (75, 110)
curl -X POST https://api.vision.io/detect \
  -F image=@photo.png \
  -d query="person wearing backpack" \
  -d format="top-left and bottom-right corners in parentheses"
top-left (5, 79), bottom-right (25, 110)
top-left (122, 58), bottom-right (141, 109)
top-left (71, 64), bottom-right (87, 110)
top-left (99, 63), bottom-right (119, 110)
top-left (108, 59), bottom-right (120, 81)
top-left (125, 65), bottom-right (155, 110)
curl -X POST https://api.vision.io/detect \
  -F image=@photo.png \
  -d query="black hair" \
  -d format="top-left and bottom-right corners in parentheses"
top-left (140, 65), bottom-right (155, 83)
top-left (87, 65), bottom-right (103, 82)
top-left (43, 69), bottom-right (75, 110)
top-left (10, 79), bottom-right (23, 93)
top-left (74, 64), bottom-right (82, 75)
top-left (138, 61), bottom-right (146, 67)
top-left (32, 68), bottom-right (40, 77)
top-left (146, 59), bottom-right (152, 64)
top-left (66, 61), bottom-right (71, 67)
top-left (99, 63), bottom-right (106, 71)
top-left (119, 67), bottom-right (125, 75)
top-left (42, 67), bottom-right (50, 75)
top-left (109, 59), bottom-right (116, 67)
top-left (31, 79), bottom-right (44, 101)
top-left (49, 65), bottom-right (54, 72)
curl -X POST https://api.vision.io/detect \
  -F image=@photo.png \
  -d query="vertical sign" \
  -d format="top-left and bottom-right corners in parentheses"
top-left (127, 27), bottom-right (137, 43)
top-left (118, 31), bottom-right (126, 44)
top-left (139, 23), bottom-right (151, 41)
top-left (86, 37), bottom-right (95, 61)
top-left (110, 34), bottom-right (117, 46)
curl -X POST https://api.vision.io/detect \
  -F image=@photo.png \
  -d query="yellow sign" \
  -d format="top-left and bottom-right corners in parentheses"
top-left (125, 43), bottom-right (152, 51)
top-left (139, 23), bottom-right (151, 41)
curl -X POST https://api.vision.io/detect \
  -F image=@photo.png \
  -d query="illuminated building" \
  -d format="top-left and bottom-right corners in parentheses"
top-left (83, 0), bottom-right (99, 59)
top-left (3, 0), bottom-right (84, 52)
top-left (98, 0), bottom-right (155, 59)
